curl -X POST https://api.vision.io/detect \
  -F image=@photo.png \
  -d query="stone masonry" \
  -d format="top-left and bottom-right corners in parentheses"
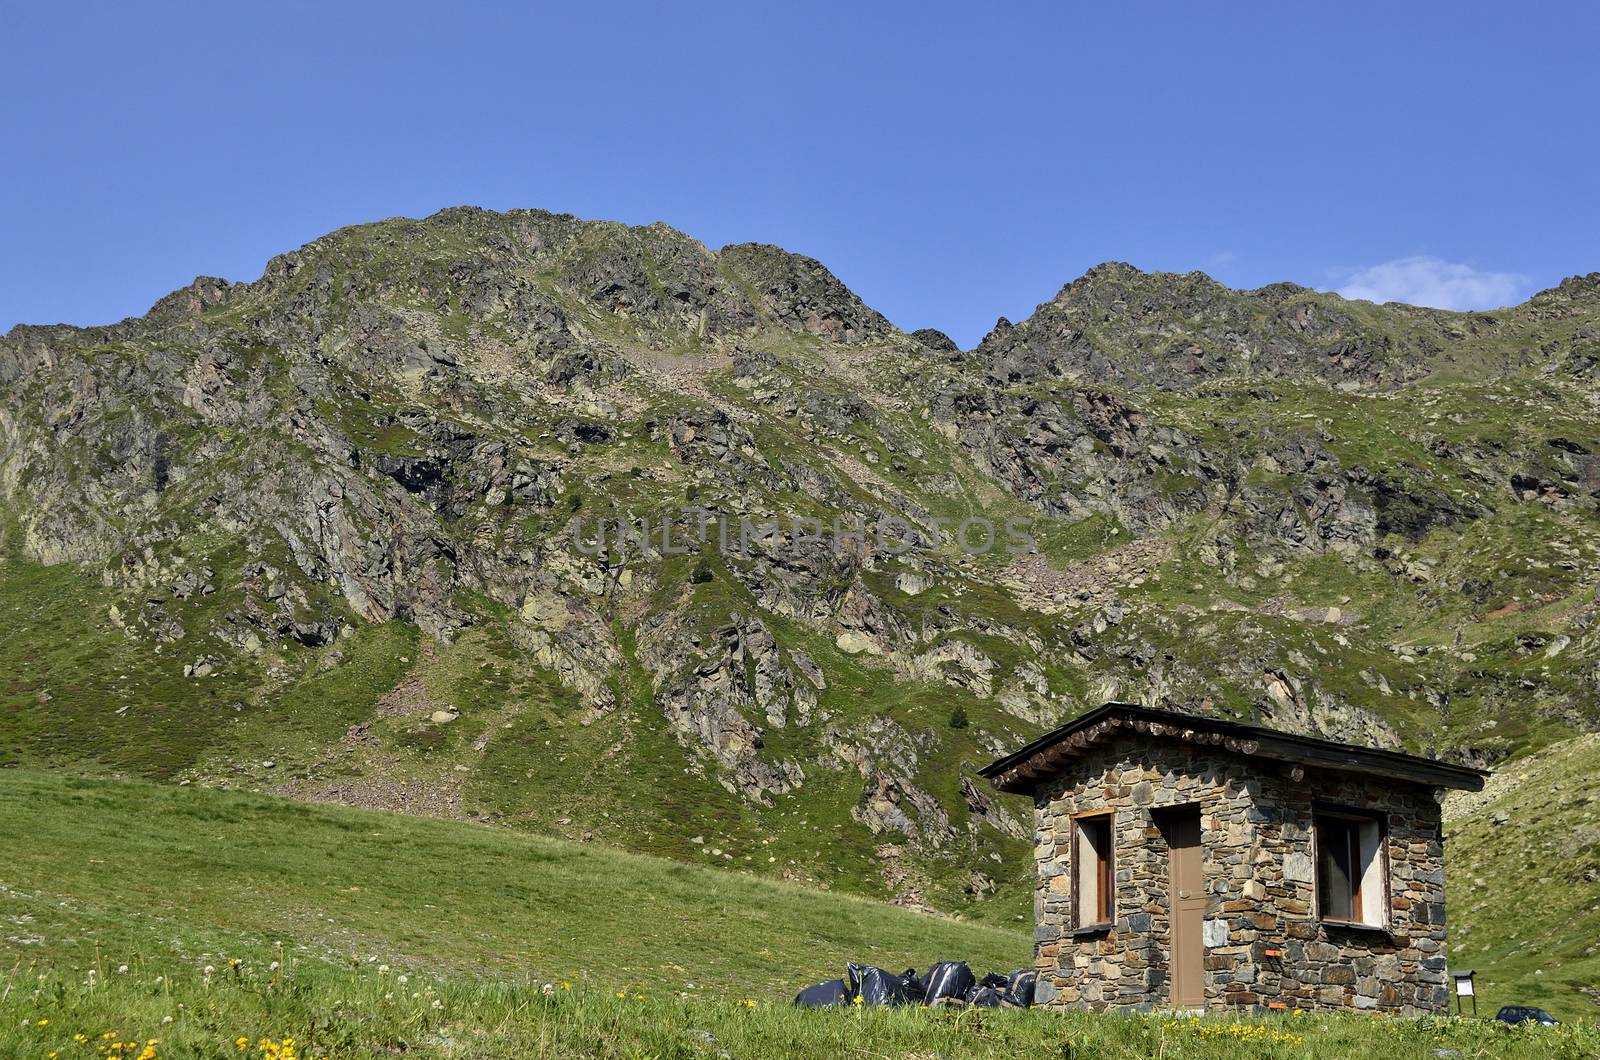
top-left (981, 705), bottom-right (1484, 1016)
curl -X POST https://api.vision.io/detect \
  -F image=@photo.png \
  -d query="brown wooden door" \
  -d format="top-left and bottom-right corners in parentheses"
top-left (1162, 808), bottom-right (1205, 1009)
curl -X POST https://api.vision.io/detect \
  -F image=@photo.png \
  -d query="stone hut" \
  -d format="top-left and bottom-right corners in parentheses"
top-left (979, 703), bottom-right (1486, 1015)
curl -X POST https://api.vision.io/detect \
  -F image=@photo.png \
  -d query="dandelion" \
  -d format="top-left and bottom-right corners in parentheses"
top-left (852, 995), bottom-right (864, 1006)
top-left (161, 1016), bottom-right (173, 1024)
top-left (269, 962), bottom-right (281, 972)
top-left (36, 1018), bottom-right (49, 1025)
top-left (203, 965), bottom-right (215, 977)
top-left (117, 964), bottom-right (129, 974)
top-left (396, 974), bottom-right (408, 985)
top-left (736, 998), bottom-right (757, 1008)
top-left (430, 999), bottom-right (442, 1010)
top-left (560, 980), bottom-right (571, 991)
top-left (541, 983), bottom-right (555, 997)
top-left (376, 964), bottom-right (389, 975)
top-left (615, 991), bottom-right (626, 999)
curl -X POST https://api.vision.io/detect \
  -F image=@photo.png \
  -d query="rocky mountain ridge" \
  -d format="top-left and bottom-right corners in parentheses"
top-left (3, 205), bottom-right (1598, 919)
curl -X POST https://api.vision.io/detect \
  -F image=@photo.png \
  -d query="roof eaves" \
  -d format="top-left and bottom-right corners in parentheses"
top-left (980, 703), bottom-right (1487, 794)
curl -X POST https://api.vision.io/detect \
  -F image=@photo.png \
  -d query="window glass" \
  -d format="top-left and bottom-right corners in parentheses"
top-left (1316, 817), bottom-right (1357, 920)
top-left (1315, 811), bottom-right (1385, 926)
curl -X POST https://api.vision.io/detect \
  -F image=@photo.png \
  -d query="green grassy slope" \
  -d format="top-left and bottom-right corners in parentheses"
top-left (1, 771), bottom-right (1596, 1059)
top-left (0, 770), bottom-right (1026, 996)
top-left (0, 547), bottom-right (1039, 927)
top-left (1446, 733), bottom-right (1600, 1018)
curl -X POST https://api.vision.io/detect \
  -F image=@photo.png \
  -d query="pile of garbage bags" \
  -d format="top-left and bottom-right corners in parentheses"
top-left (794, 960), bottom-right (1036, 1009)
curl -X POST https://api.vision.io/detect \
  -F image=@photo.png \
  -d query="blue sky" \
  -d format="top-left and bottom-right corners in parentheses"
top-left (3, 2), bottom-right (1597, 347)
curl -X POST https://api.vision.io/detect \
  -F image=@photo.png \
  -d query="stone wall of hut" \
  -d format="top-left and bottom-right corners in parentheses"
top-left (1030, 732), bottom-right (1450, 1015)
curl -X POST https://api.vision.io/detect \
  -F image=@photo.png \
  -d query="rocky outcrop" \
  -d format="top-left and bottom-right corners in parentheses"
top-left (826, 718), bottom-right (953, 847)
top-left (970, 262), bottom-right (1455, 390)
top-left (936, 386), bottom-right (1219, 533)
top-left (637, 610), bottom-right (808, 804)
top-left (719, 243), bottom-right (893, 343)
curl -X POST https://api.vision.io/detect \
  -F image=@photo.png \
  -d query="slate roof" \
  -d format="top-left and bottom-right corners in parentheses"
top-left (979, 702), bottom-right (1488, 795)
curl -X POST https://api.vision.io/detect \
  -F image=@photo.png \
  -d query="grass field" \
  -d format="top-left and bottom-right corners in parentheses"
top-left (2, 769), bottom-right (1597, 1057)
top-left (1443, 732), bottom-right (1600, 1017)
top-left (0, 771), bottom-right (1027, 998)
top-left (5, 972), bottom-right (1596, 1060)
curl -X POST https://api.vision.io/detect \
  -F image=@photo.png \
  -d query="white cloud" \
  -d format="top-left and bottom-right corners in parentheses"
top-left (1333, 256), bottom-right (1531, 312)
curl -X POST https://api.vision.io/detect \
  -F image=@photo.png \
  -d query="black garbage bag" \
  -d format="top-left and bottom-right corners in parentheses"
top-left (976, 971), bottom-right (1010, 990)
top-left (920, 960), bottom-right (976, 1006)
top-left (847, 963), bottom-right (917, 1006)
top-left (897, 967), bottom-right (926, 1004)
top-left (966, 985), bottom-right (1006, 1007)
top-left (1004, 969), bottom-right (1037, 1007)
top-left (794, 978), bottom-right (850, 1007)
top-left (1006, 969), bottom-right (1037, 1007)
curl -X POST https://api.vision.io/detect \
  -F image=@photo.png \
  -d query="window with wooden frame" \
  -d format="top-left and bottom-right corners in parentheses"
top-left (1314, 807), bottom-right (1387, 927)
top-left (1073, 812), bottom-right (1116, 928)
